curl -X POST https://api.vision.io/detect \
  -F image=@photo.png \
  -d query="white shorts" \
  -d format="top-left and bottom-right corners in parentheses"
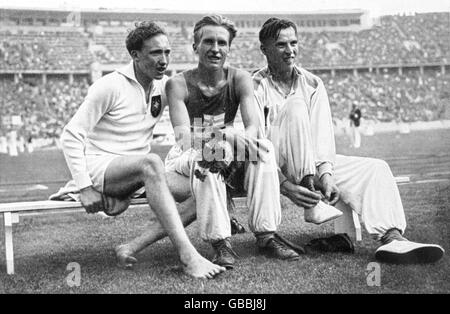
top-left (86, 154), bottom-right (145, 197)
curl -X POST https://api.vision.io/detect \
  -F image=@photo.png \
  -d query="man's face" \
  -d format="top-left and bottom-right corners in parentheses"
top-left (194, 25), bottom-right (230, 69)
top-left (261, 27), bottom-right (298, 73)
top-left (133, 34), bottom-right (171, 80)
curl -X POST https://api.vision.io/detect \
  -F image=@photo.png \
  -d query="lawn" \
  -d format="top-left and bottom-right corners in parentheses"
top-left (0, 129), bottom-right (449, 293)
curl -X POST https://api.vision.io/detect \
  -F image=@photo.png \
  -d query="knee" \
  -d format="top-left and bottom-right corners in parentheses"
top-left (369, 158), bottom-right (391, 173)
top-left (141, 154), bottom-right (165, 180)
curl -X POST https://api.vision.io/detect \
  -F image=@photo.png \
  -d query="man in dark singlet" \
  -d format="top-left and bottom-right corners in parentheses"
top-left (165, 15), bottom-right (303, 269)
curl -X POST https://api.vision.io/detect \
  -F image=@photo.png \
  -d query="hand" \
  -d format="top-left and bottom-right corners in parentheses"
top-left (317, 174), bottom-right (340, 205)
top-left (103, 196), bottom-right (131, 216)
top-left (281, 180), bottom-right (321, 209)
top-left (79, 185), bottom-right (104, 213)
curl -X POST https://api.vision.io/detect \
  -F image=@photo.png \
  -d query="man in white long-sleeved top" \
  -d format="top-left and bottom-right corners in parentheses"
top-left (60, 21), bottom-right (225, 279)
top-left (252, 17), bottom-right (444, 264)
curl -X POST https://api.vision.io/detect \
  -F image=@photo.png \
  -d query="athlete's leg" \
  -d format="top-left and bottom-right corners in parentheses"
top-left (245, 139), bottom-right (281, 234)
top-left (268, 96), bottom-right (316, 183)
top-left (333, 154), bottom-right (444, 264)
top-left (115, 172), bottom-right (197, 268)
top-left (333, 154), bottom-right (406, 237)
top-left (104, 154), bottom-right (224, 278)
top-left (269, 97), bottom-right (342, 224)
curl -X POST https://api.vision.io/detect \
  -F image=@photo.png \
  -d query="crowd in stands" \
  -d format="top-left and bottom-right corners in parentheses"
top-left (0, 13), bottom-right (448, 71)
top-left (321, 70), bottom-right (449, 122)
top-left (87, 13), bottom-right (450, 69)
top-left (0, 12), bottom-right (449, 144)
top-left (1, 70), bottom-right (448, 141)
top-left (0, 29), bottom-right (93, 71)
top-left (0, 77), bottom-right (89, 140)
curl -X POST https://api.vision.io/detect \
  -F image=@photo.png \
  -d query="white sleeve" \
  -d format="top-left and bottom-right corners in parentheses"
top-left (254, 84), bottom-right (288, 185)
top-left (60, 78), bottom-right (116, 190)
top-left (253, 87), bottom-right (267, 138)
top-left (309, 79), bottom-right (336, 177)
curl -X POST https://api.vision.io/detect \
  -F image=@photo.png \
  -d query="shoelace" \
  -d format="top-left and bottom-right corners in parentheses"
top-left (213, 240), bottom-right (239, 258)
top-left (269, 237), bottom-right (293, 253)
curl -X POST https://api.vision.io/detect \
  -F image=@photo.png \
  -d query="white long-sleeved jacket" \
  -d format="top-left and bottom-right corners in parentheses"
top-left (61, 61), bottom-right (168, 189)
top-left (252, 65), bottom-right (336, 181)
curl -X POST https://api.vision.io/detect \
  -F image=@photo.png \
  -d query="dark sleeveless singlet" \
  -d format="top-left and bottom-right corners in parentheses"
top-left (183, 66), bottom-right (240, 128)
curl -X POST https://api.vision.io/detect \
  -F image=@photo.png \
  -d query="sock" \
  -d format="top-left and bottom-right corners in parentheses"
top-left (380, 228), bottom-right (408, 245)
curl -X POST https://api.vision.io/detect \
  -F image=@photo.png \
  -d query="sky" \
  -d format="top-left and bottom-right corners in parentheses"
top-left (1, 0), bottom-right (449, 17)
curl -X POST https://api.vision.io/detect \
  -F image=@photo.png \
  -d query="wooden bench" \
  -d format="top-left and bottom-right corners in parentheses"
top-left (0, 198), bottom-right (149, 275)
top-left (1, 176), bottom-right (409, 275)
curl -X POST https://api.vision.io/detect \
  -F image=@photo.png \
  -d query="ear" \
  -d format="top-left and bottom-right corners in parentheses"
top-left (192, 43), bottom-right (198, 54)
top-left (130, 50), bottom-right (139, 61)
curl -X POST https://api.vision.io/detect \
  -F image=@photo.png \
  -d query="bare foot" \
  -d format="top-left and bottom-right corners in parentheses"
top-left (181, 252), bottom-right (226, 279)
top-left (115, 244), bottom-right (138, 269)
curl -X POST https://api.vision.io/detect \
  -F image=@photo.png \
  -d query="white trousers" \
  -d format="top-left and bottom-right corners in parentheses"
top-left (165, 141), bottom-right (281, 242)
top-left (351, 125), bottom-right (361, 148)
top-left (268, 100), bottom-right (406, 238)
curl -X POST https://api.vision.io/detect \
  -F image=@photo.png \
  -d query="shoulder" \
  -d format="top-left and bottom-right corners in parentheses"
top-left (298, 67), bottom-right (323, 89)
top-left (166, 72), bottom-right (188, 99)
top-left (87, 72), bottom-right (123, 96)
top-left (230, 66), bottom-right (251, 83)
top-left (251, 67), bottom-right (270, 91)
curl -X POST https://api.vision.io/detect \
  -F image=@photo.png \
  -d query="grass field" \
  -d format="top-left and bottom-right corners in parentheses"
top-left (0, 129), bottom-right (449, 293)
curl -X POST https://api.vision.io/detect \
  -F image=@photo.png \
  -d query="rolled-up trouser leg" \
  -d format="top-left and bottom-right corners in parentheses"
top-left (245, 139), bottom-right (282, 233)
top-left (165, 144), bottom-right (231, 242)
top-left (268, 96), bottom-right (316, 184)
top-left (191, 163), bottom-right (231, 242)
top-left (333, 154), bottom-right (407, 239)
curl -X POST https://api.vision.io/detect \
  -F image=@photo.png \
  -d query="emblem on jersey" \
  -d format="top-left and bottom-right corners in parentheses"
top-left (150, 95), bottom-right (162, 117)
top-left (203, 113), bottom-right (225, 128)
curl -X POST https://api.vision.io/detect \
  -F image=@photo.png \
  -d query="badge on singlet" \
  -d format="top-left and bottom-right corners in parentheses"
top-left (150, 95), bottom-right (162, 117)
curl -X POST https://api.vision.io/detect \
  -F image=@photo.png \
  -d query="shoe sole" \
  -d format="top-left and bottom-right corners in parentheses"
top-left (375, 246), bottom-right (444, 264)
top-left (258, 249), bottom-right (301, 261)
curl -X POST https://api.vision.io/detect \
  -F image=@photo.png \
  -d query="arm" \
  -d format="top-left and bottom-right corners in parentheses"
top-left (60, 79), bottom-right (115, 212)
top-left (223, 70), bottom-right (270, 162)
top-left (309, 79), bottom-right (336, 179)
top-left (165, 75), bottom-right (192, 152)
top-left (309, 79), bottom-right (339, 204)
top-left (235, 70), bottom-right (259, 138)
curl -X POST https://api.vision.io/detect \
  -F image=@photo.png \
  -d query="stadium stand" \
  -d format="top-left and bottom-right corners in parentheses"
top-left (0, 8), bottom-right (449, 144)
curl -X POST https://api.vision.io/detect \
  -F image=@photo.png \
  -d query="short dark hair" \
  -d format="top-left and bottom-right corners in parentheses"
top-left (259, 17), bottom-right (297, 45)
top-left (193, 14), bottom-right (237, 45)
top-left (126, 21), bottom-right (167, 56)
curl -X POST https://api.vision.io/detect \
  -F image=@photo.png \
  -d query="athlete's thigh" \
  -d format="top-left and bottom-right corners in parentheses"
top-left (103, 155), bottom-right (147, 198)
top-left (166, 171), bottom-right (191, 202)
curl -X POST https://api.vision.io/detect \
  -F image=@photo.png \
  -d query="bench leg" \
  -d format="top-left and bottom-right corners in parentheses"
top-left (334, 202), bottom-right (362, 242)
top-left (3, 212), bottom-right (14, 275)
